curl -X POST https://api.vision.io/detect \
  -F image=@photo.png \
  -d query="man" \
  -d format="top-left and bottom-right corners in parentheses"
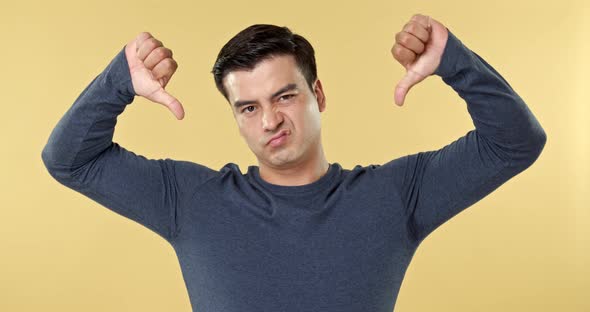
top-left (42, 14), bottom-right (546, 312)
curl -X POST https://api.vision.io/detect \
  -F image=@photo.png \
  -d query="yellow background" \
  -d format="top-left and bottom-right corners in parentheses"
top-left (2, 0), bottom-right (588, 311)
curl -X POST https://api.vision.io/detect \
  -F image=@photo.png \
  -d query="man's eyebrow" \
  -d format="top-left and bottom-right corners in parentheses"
top-left (233, 83), bottom-right (299, 109)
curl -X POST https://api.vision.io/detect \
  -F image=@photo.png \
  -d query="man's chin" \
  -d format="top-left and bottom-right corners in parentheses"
top-left (265, 153), bottom-right (298, 168)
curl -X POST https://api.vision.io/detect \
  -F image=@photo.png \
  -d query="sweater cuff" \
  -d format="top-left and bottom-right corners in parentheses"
top-left (433, 28), bottom-right (464, 78)
top-left (103, 45), bottom-right (136, 103)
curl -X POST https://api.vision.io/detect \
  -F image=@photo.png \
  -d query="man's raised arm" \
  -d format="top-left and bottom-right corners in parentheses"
top-left (41, 32), bottom-right (219, 243)
top-left (381, 15), bottom-right (546, 244)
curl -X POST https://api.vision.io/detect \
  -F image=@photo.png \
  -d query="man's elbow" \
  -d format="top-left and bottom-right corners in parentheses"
top-left (516, 126), bottom-right (547, 168)
top-left (41, 144), bottom-right (75, 183)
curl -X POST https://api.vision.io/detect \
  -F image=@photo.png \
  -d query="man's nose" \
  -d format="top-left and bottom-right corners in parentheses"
top-left (262, 107), bottom-right (283, 131)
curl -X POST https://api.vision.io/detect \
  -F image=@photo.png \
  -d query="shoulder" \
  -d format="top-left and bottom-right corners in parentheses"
top-left (171, 160), bottom-right (241, 191)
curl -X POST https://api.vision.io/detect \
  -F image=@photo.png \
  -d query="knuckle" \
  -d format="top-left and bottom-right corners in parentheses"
top-left (147, 37), bottom-right (161, 48)
top-left (155, 46), bottom-right (167, 57)
top-left (399, 35), bottom-right (410, 46)
top-left (139, 31), bottom-right (152, 39)
top-left (392, 44), bottom-right (404, 57)
top-left (144, 38), bottom-right (155, 48)
top-left (416, 41), bottom-right (424, 51)
top-left (403, 22), bottom-right (412, 33)
top-left (410, 13), bottom-right (425, 24)
top-left (163, 58), bottom-right (176, 69)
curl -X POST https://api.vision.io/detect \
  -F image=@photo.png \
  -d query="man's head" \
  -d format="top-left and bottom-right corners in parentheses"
top-left (211, 24), bottom-right (326, 170)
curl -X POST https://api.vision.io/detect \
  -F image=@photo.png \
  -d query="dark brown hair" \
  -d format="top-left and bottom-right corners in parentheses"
top-left (211, 24), bottom-right (318, 104)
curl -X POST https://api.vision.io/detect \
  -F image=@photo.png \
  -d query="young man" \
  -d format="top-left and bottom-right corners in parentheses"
top-left (42, 14), bottom-right (546, 312)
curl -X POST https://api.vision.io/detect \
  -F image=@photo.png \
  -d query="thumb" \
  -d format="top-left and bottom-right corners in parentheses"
top-left (394, 69), bottom-right (427, 106)
top-left (150, 88), bottom-right (185, 120)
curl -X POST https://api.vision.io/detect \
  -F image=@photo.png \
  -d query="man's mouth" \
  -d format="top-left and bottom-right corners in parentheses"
top-left (267, 130), bottom-right (289, 146)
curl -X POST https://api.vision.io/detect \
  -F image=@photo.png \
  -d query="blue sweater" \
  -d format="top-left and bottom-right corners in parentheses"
top-left (42, 29), bottom-right (546, 312)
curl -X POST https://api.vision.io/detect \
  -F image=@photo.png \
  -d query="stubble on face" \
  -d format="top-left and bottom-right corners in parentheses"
top-left (225, 55), bottom-right (323, 170)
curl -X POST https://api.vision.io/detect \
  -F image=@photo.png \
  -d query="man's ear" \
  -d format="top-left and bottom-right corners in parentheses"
top-left (313, 79), bottom-right (326, 112)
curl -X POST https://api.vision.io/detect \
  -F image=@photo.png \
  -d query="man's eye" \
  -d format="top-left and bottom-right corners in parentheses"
top-left (242, 106), bottom-right (255, 113)
top-left (280, 94), bottom-right (295, 101)
top-left (241, 95), bottom-right (295, 113)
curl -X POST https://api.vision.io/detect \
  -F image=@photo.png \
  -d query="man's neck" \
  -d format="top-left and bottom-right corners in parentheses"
top-left (258, 154), bottom-right (330, 187)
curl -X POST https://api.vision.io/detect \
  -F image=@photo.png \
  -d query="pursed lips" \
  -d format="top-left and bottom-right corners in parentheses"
top-left (267, 130), bottom-right (289, 145)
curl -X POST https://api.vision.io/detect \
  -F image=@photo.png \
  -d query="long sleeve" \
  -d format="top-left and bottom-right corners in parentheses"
top-left (384, 29), bottom-right (547, 244)
top-left (41, 45), bottom-right (219, 243)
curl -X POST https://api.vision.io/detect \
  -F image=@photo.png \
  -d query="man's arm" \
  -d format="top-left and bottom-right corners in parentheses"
top-left (382, 16), bottom-right (546, 244)
top-left (41, 41), bottom-right (219, 243)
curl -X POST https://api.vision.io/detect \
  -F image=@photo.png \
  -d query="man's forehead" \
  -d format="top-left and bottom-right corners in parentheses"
top-left (223, 55), bottom-right (303, 103)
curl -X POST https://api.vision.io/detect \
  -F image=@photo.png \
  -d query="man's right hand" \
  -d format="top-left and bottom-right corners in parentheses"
top-left (125, 32), bottom-right (184, 120)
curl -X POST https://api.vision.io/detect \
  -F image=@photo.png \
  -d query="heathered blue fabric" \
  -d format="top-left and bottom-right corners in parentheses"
top-left (42, 29), bottom-right (546, 312)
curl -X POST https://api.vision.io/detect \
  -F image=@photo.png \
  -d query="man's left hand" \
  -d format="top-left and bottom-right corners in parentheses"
top-left (391, 14), bottom-right (448, 106)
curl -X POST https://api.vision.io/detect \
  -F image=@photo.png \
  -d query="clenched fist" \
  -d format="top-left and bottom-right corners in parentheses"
top-left (124, 32), bottom-right (184, 120)
top-left (391, 14), bottom-right (448, 106)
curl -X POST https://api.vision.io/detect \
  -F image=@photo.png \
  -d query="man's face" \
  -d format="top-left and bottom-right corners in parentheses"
top-left (223, 54), bottom-right (326, 169)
